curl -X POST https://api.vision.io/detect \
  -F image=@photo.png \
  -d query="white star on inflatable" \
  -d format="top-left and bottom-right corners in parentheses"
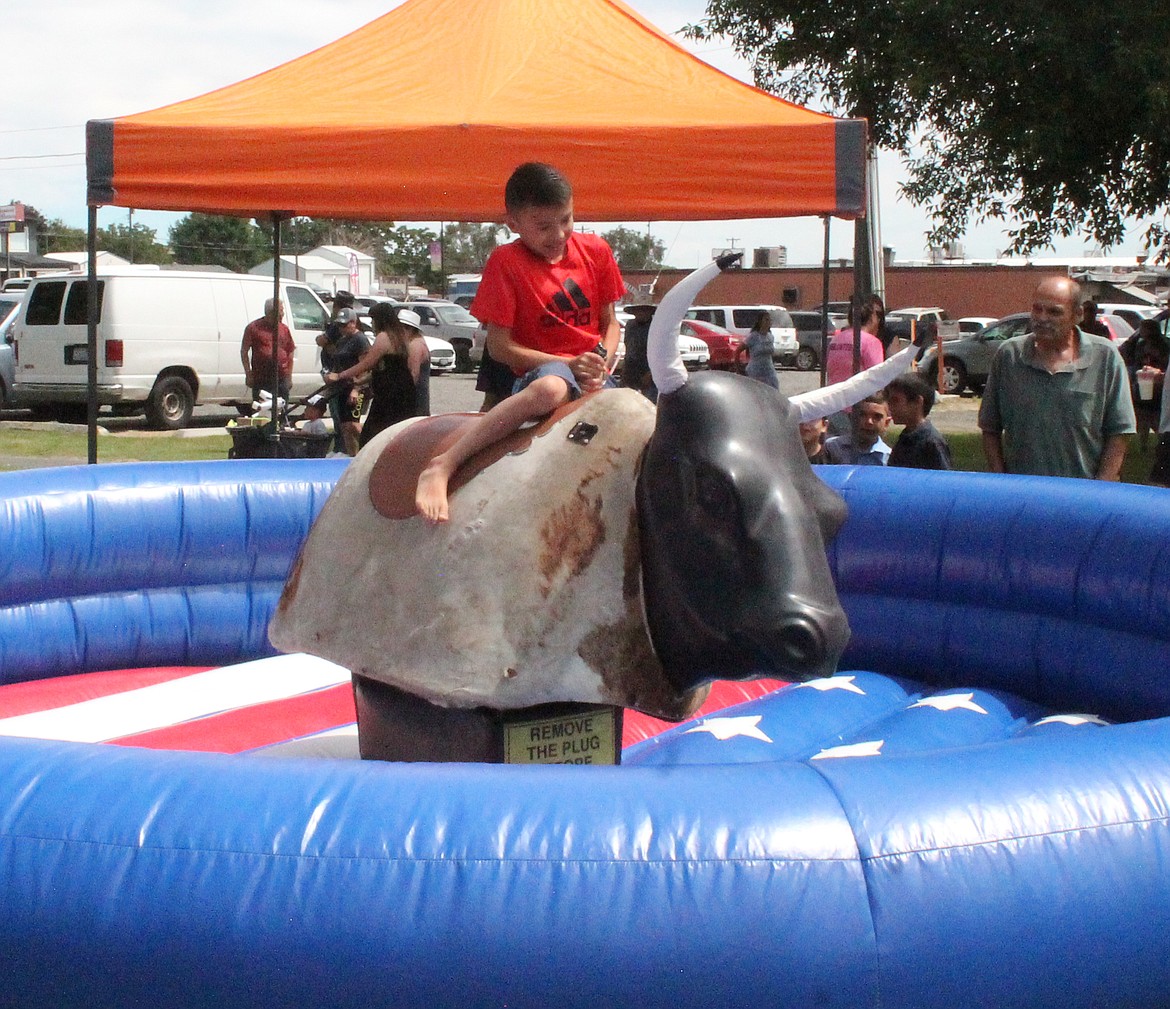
top-left (1034, 713), bottom-right (1109, 727)
top-left (797, 675), bottom-right (866, 695)
top-left (911, 693), bottom-right (988, 714)
top-left (811, 740), bottom-right (884, 760)
top-left (684, 715), bottom-right (773, 743)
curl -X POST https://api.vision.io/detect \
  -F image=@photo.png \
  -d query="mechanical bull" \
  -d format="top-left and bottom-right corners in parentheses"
top-left (270, 255), bottom-right (918, 730)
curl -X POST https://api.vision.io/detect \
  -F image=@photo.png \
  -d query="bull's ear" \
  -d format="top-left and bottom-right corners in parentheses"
top-left (806, 475), bottom-right (848, 544)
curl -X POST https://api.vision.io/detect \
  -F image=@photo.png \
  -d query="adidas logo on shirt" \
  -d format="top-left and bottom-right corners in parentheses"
top-left (542, 278), bottom-right (593, 328)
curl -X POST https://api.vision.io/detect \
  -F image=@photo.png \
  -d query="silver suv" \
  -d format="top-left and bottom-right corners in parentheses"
top-left (0, 294), bottom-right (25, 408)
top-left (404, 300), bottom-right (486, 373)
top-left (682, 305), bottom-right (799, 366)
top-left (917, 313), bottom-right (1031, 395)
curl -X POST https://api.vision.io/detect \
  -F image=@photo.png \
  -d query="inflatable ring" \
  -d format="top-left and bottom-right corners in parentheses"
top-left (0, 459), bottom-right (1168, 1009)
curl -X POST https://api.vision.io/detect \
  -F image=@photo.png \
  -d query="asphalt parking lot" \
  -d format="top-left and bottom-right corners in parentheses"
top-left (0, 366), bottom-right (982, 471)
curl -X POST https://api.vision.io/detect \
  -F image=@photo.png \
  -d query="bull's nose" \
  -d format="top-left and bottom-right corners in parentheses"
top-left (775, 616), bottom-right (825, 668)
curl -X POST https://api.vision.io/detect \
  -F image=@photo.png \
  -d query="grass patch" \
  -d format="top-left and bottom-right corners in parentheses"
top-left (0, 425), bottom-right (1159, 485)
top-left (918, 430), bottom-right (1156, 485)
top-left (0, 428), bottom-right (231, 469)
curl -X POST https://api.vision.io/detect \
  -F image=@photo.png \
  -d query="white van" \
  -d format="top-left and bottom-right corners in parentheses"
top-left (11, 269), bottom-right (330, 429)
top-left (682, 305), bottom-right (799, 366)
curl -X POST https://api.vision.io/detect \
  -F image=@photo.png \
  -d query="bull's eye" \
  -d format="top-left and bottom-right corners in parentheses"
top-left (694, 467), bottom-right (735, 516)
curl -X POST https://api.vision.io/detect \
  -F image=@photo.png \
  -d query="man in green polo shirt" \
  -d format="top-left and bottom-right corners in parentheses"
top-left (979, 276), bottom-right (1135, 480)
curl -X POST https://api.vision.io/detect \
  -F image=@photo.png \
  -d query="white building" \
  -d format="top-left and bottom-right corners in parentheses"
top-left (250, 245), bottom-right (376, 296)
top-left (36, 250), bottom-right (133, 271)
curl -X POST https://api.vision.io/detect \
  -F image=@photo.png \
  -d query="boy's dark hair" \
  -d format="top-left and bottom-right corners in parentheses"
top-left (505, 162), bottom-right (573, 213)
top-left (886, 373), bottom-right (936, 415)
top-left (858, 390), bottom-right (887, 405)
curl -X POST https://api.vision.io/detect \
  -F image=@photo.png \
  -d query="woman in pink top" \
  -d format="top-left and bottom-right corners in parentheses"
top-left (825, 297), bottom-right (886, 434)
top-left (826, 297), bottom-right (884, 386)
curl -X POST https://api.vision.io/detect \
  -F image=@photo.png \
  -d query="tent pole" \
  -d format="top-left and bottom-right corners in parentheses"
top-left (271, 213), bottom-right (283, 443)
top-left (86, 206), bottom-right (99, 464)
top-left (819, 216), bottom-right (830, 388)
top-left (867, 152), bottom-right (885, 301)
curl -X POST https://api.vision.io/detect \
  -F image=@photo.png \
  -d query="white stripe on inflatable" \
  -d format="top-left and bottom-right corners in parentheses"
top-left (790, 340), bottom-right (919, 422)
top-left (647, 259), bottom-right (724, 395)
top-left (0, 654), bottom-right (350, 743)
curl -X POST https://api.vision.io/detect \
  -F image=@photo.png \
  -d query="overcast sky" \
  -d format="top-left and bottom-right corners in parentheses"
top-left (2, 0), bottom-right (1148, 268)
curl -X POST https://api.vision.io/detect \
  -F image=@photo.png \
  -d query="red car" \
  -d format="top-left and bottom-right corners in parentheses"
top-left (681, 319), bottom-right (743, 370)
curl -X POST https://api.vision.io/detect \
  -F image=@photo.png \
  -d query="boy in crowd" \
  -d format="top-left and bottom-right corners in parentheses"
top-left (823, 392), bottom-right (892, 465)
top-left (885, 373), bottom-right (953, 470)
top-left (416, 162), bottom-right (624, 522)
top-left (799, 416), bottom-right (828, 464)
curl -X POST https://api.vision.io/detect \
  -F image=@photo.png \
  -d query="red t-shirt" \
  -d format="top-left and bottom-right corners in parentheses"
top-left (243, 318), bottom-right (296, 382)
top-left (471, 232), bottom-right (624, 371)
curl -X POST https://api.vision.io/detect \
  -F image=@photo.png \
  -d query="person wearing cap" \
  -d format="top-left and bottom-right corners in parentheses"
top-left (241, 297), bottom-right (296, 404)
top-left (317, 306), bottom-right (370, 455)
top-left (330, 290), bottom-right (357, 317)
top-left (326, 303), bottom-right (430, 449)
top-left (620, 303), bottom-right (657, 402)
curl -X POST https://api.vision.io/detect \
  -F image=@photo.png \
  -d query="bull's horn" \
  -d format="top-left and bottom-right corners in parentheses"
top-left (648, 253), bottom-right (743, 395)
top-left (790, 340), bottom-right (918, 422)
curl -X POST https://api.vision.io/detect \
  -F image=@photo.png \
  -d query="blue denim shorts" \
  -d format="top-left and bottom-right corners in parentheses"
top-left (513, 361), bottom-right (616, 398)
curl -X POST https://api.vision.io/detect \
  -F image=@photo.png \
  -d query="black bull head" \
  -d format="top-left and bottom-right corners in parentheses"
top-left (637, 369), bottom-right (850, 693)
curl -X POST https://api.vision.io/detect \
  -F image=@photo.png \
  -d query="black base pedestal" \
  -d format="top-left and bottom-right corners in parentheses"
top-left (352, 673), bottom-right (623, 765)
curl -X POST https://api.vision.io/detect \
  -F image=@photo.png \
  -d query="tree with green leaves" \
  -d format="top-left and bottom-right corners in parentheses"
top-left (169, 213), bottom-right (270, 272)
top-left (686, 3), bottom-right (1170, 256)
top-left (98, 222), bottom-right (172, 265)
top-left (382, 225), bottom-right (442, 290)
top-left (440, 223), bottom-right (502, 275)
top-left (601, 226), bottom-right (667, 271)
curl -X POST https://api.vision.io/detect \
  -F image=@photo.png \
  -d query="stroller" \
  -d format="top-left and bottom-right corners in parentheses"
top-left (226, 383), bottom-right (340, 460)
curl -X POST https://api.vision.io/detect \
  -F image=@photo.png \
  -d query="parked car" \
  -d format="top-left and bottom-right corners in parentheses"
top-left (885, 307), bottom-right (950, 344)
top-left (1095, 303), bottom-right (1161, 331)
top-left (957, 316), bottom-right (997, 334)
top-left (811, 301), bottom-right (852, 316)
top-left (353, 294), bottom-right (396, 311)
top-left (403, 300), bottom-right (486, 373)
top-left (676, 329), bottom-right (711, 370)
top-left (422, 336), bottom-right (457, 373)
top-left (1100, 314), bottom-right (1135, 344)
top-left (682, 305), bottom-right (798, 366)
top-left (789, 309), bottom-right (846, 371)
top-left (917, 312), bottom-right (1031, 395)
top-left (680, 318), bottom-right (741, 370)
top-left (0, 295), bottom-right (24, 407)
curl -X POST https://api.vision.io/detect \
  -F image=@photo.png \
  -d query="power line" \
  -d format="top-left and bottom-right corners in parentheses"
top-left (0, 125), bottom-right (84, 135)
top-left (0, 152), bottom-right (85, 161)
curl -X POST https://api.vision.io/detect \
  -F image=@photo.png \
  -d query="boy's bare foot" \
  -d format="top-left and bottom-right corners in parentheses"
top-left (416, 457), bottom-right (453, 523)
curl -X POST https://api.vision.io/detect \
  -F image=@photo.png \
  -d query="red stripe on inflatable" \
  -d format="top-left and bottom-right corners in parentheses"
top-left (0, 667), bottom-right (211, 718)
top-left (109, 683), bottom-right (357, 754)
top-left (0, 666), bottom-right (784, 754)
top-left (622, 679), bottom-right (786, 747)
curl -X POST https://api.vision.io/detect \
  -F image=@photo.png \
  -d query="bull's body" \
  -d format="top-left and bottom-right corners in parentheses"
top-left (271, 389), bottom-right (705, 719)
top-left (272, 375), bottom-right (850, 721)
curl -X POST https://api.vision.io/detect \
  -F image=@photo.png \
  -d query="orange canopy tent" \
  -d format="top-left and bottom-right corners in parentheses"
top-left (86, 0), bottom-right (865, 222)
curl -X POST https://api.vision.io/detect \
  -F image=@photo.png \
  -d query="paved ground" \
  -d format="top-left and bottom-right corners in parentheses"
top-left (0, 368), bottom-right (983, 470)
